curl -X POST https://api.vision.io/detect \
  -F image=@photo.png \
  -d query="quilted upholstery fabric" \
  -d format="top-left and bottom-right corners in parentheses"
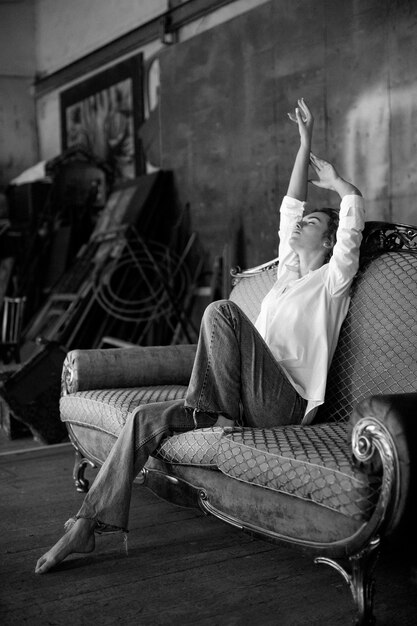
top-left (317, 251), bottom-right (417, 423)
top-left (156, 427), bottom-right (225, 466)
top-left (217, 424), bottom-right (380, 521)
top-left (230, 251), bottom-right (417, 424)
top-left (60, 385), bottom-right (187, 437)
top-left (229, 265), bottom-right (276, 323)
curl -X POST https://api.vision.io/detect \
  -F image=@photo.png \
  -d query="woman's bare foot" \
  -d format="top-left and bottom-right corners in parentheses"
top-left (35, 517), bottom-right (96, 574)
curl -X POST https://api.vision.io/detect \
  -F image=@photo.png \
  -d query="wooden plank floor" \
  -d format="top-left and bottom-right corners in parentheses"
top-left (1, 443), bottom-right (416, 625)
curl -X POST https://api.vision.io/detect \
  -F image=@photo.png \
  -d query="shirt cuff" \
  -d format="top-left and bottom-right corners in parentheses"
top-left (339, 194), bottom-right (365, 217)
top-left (281, 195), bottom-right (307, 213)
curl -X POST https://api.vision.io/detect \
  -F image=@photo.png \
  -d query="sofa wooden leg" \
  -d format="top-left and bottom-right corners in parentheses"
top-left (72, 450), bottom-right (96, 493)
top-left (315, 537), bottom-right (380, 625)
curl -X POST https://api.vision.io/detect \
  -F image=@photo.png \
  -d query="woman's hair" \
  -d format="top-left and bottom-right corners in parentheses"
top-left (317, 208), bottom-right (339, 245)
top-left (305, 207), bottom-right (340, 260)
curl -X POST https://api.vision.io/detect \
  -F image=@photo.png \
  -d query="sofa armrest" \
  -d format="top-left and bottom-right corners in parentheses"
top-left (349, 392), bottom-right (417, 534)
top-left (62, 344), bottom-right (197, 395)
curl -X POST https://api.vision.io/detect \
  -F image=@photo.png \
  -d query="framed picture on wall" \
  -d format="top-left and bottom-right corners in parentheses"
top-left (60, 54), bottom-right (145, 183)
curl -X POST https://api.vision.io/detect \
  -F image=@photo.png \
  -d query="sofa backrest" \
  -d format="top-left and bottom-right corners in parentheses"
top-left (229, 245), bottom-right (417, 425)
top-left (316, 250), bottom-right (417, 423)
top-left (229, 261), bottom-right (277, 323)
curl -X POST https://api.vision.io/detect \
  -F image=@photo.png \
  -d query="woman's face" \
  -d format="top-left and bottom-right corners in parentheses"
top-left (289, 212), bottom-right (331, 254)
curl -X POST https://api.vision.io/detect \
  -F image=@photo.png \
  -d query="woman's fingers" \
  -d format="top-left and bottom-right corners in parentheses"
top-left (298, 98), bottom-right (311, 120)
top-left (310, 152), bottom-right (325, 171)
top-left (288, 99), bottom-right (312, 125)
top-left (295, 107), bottom-right (303, 121)
top-left (287, 108), bottom-right (306, 125)
top-left (296, 106), bottom-right (308, 124)
top-left (309, 157), bottom-right (319, 172)
top-left (310, 152), bottom-right (330, 167)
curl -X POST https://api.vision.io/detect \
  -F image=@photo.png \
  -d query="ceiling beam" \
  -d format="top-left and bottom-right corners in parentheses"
top-left (34, 0), bottom-right (236, 98)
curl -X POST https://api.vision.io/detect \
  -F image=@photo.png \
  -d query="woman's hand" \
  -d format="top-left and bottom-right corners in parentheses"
top-left (288, 98), bottom-right (314, 148)
top-left (309, 153), bottom-right (339, 190)
top-left (309, 152), bottom-right (362, 198)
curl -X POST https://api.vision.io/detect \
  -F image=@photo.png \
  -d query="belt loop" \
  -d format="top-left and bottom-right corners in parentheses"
top-left (192, 408), bottom-right (198, 429)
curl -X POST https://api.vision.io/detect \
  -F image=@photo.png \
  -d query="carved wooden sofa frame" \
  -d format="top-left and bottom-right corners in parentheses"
top-left (60, 221), bottom-right (417, 626)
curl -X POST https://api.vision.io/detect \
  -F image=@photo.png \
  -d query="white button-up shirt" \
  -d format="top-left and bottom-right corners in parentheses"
top-left (255, 194), bottom-right (365, 423)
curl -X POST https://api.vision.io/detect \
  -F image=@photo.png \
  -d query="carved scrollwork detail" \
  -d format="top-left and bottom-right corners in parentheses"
top-left (61, 354), bottom-right (75, 396)
top-left (352, 418), bottom-right (396, 466)
top-left (361, 221), bottom-right (417, 260)
top-left (351, 417), bottom-right (400, 533)
top-left (72, 449), bottom-right (96, 493)
top-left (230, 257), bottom-right (279, 283)
top-left (230, 266), bottom-right (242, 279)
top-left (383, 228), bottom-right (417, 249)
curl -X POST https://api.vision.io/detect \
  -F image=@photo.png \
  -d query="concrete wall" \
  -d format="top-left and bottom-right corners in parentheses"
top-left (34, 0), bottom-right (168, 162)
top-left (35, 0), bottom-right (267, 164)
top-left (153, 0), bottom-right (417, 267)
top-left (35, 0), bottom-right (168, 76)
top-left (0, 0), bottom-right (171, 184)
top-left (4, 0), bottom-right (417, 272)
top-left (0, 0), bottom-right (38, 186)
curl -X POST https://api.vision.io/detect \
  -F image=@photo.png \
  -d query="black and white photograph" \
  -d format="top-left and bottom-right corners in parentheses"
top-left (0, 1), bottom-right (416, 625)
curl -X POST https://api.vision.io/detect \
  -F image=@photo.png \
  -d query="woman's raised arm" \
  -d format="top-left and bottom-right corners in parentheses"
top-left (309, 152), bottom-right (362, 198)
top-left (286, 98), bottom-right (314, 201)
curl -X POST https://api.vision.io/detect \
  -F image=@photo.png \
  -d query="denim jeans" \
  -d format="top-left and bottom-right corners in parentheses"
top-left (185, 300), bottom-right (306, 428)
top-left (77, 300), bottom-right (306, 530)
top-left (76, 398), bottom-right (215, 531)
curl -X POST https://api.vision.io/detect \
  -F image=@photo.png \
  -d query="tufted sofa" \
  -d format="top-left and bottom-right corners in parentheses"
top-left (60, 221), bottom-right (417, 625)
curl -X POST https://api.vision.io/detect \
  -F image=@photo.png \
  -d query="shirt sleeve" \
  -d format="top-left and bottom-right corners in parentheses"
top-left (325, 194), bottom-right (365, 296)
top-left (277, 195), bottom-right (305, 278)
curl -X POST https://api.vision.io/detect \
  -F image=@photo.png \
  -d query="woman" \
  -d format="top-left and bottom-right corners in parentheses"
top-left (35, 99), bottom-right (364, 574)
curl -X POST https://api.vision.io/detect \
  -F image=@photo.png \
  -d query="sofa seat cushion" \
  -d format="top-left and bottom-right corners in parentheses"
top-left (217, 423), bottom-right (380, 521)
top-left (60, 385), bottom-right (188, 437)
top-left (156, 427), bottom-right (225, 467)
top-left (144, 457), bottom-right (365, 548)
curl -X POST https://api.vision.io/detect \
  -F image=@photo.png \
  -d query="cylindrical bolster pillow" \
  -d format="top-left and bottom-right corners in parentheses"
top-left (62, 344), bottom-right (197, 394)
